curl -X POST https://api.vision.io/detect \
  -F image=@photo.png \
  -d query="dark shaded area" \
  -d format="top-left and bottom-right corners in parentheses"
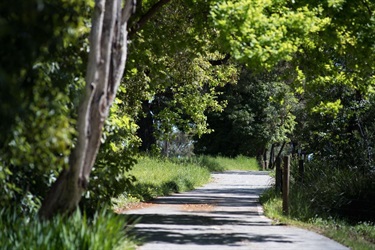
top-left (194, 69), bottom-right (281, 157)
top-left (335, 198), bottom-right (375, 223)
top-left (131, 215), bottom-right (293, 246)
top-left (137, 100), bottom-right (156, 152)
top-left (153, 188), bottom-right (265, 207)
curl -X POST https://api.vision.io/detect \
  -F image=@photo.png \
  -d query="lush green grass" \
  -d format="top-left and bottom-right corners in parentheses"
top-left (210, 155), bottom-right (260, 171)
top-left (0, 209), bottom-right (137, 250)
top-left (260, 188), bottom-right (375, 249)
top-left (127, 156), bottom-right (212, 201)
top-left (113, 155), bottom-right (260, 210)
top-left (172, 155), bottom-right (261, 172)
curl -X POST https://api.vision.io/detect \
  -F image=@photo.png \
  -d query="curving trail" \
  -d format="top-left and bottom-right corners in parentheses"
top-left (124, 171), bottom-right (348, 250)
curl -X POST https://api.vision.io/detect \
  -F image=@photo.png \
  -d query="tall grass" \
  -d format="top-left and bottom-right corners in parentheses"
top-left (208, 155), bottom-right (260, 171)
top-left (172, 155), bottom-right (260, 172)
top-left (0, 209), bottom-right (136, 250)
top-left (287, 158), bottom-right (375, 222)
top-left (260, 188), bottom-right (375, 249)
top-left (125, 156), bottom-right (212, 202)
top-left (260, 157), bottom-right (375, 249)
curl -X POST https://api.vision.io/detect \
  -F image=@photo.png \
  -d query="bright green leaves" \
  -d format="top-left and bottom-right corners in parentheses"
top-left (153, 53), bottom-right (237, 139)
top-left (211, 0), bottom-right (329, 68)
top-left (125, 0), bottom-right (240, 144)
top-left (311, 99), bottom-right (343, 117)
top-left (327, 0), bottom-right (346, 9)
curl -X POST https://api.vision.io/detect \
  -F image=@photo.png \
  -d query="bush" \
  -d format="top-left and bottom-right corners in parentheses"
top-left (0, 209), bottom-right (136, 250)
top-left (289, 158), bottom-right (375, 222)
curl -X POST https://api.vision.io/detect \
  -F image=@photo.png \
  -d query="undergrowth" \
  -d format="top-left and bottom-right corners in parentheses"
top-left (0, 209), bottom-right (136, 250)
top-left (260, 187), bottom-right (375, 249)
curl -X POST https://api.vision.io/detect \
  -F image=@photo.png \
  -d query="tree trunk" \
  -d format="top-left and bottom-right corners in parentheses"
top-left (39, 0), bottom-right (135, 220)
top-left (137, 100), bottom-right (156, 152)
top-left (268, 143), bottom-right (275, 169)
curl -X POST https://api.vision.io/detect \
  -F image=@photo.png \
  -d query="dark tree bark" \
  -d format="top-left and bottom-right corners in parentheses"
top-left (137, 100), bottom-right (156, 152)
top-left (268, 143), bottom-right (275, 169)
top-left (39, 0), bottom-right (136, 219)
top-left (128, 0), bottom-right (171, 38)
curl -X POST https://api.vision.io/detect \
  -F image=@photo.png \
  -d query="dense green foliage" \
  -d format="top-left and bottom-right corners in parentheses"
top-left (195, 67), bottom-right (296, 156)
top-left (288, 159), bottom-right (375, 222)
top-left (125, 0), bottom-right (238, 152)
top-left (0, 209), bottom-right (136, 250)
top-left (0, 0), bottom-right (90, 214)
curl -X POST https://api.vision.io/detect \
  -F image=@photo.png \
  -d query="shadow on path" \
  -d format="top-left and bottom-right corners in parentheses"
top-left (125, 171), bottom-right (348, 250)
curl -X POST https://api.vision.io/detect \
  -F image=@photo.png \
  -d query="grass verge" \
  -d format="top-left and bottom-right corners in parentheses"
top-left (260, 188), bottom-right (375, 250)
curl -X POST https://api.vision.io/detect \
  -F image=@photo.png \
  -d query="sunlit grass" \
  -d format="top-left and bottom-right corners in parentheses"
top-left (123, 156), bottom-right (211, 203)
top-left (210, 155), bottom-right (260, 171)
top-left (172, 155), bottom-right (260, 172)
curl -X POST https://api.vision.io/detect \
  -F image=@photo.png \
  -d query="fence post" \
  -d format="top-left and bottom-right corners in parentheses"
top-left (282, 155), bottom-right (290, 215)
top-left (298, 158), bottom-right (304, 183)
top-left (268, 144), bottom-right (275, 169)
top-left (263, 149), bottom-right (268, 170)
top-left (275, 156), bottom-right (282, 193)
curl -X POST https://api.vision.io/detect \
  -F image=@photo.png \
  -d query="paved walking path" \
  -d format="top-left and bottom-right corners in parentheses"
top-left (125, 171), bottom-right (349, 250)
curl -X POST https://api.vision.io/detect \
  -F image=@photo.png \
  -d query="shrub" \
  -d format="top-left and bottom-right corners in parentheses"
top-left (290, 158), bottom-right (375, 222)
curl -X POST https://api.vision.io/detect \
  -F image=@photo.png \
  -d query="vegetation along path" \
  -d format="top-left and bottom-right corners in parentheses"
top-left (125, 171), bottom-right (348, 249)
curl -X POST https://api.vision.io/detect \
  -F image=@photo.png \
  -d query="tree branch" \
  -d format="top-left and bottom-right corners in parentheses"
top-left (209, 54), bottom-right (231, 66)
top-left (361, 0), bottom-right (372, 16)
top-left (128, 0), bottom-right (172, 38)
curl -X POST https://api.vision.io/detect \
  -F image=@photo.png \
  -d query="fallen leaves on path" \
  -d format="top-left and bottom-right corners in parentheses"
top-left (181, 203), bottom-right (214, 212)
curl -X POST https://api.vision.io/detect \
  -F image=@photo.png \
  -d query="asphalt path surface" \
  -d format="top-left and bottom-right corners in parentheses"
top-left (125, 171), bottom-right (349, 250)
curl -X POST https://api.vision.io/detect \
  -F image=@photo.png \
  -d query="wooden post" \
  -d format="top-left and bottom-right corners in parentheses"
top-left (282, 155), bottom-right (290, 215)
top-left (268, 144), bottom-right (275, 169)
top-left (298, 158), bottom-right (304, 183)
top-left (263, 149), bottom-right (268, 170)
top-left (261, 159), bottom-right (265, 170)
top-left (275, 156), bottom-right (282, 193)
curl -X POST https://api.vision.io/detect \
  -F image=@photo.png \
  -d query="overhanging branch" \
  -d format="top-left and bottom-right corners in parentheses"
top-left (129, 0), bottom-right (172, 38)
top-left (209, 54), bottom-right (231, 66)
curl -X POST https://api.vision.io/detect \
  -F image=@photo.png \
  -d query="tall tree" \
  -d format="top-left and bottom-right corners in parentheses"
top-left (124, 0), bottom-right (238, 151)
top-left (39, 0), bottom-right (136, 219)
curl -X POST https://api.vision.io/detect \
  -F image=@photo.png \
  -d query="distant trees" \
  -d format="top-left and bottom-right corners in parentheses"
top-left (195, 67), bottom-right (296, 157)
